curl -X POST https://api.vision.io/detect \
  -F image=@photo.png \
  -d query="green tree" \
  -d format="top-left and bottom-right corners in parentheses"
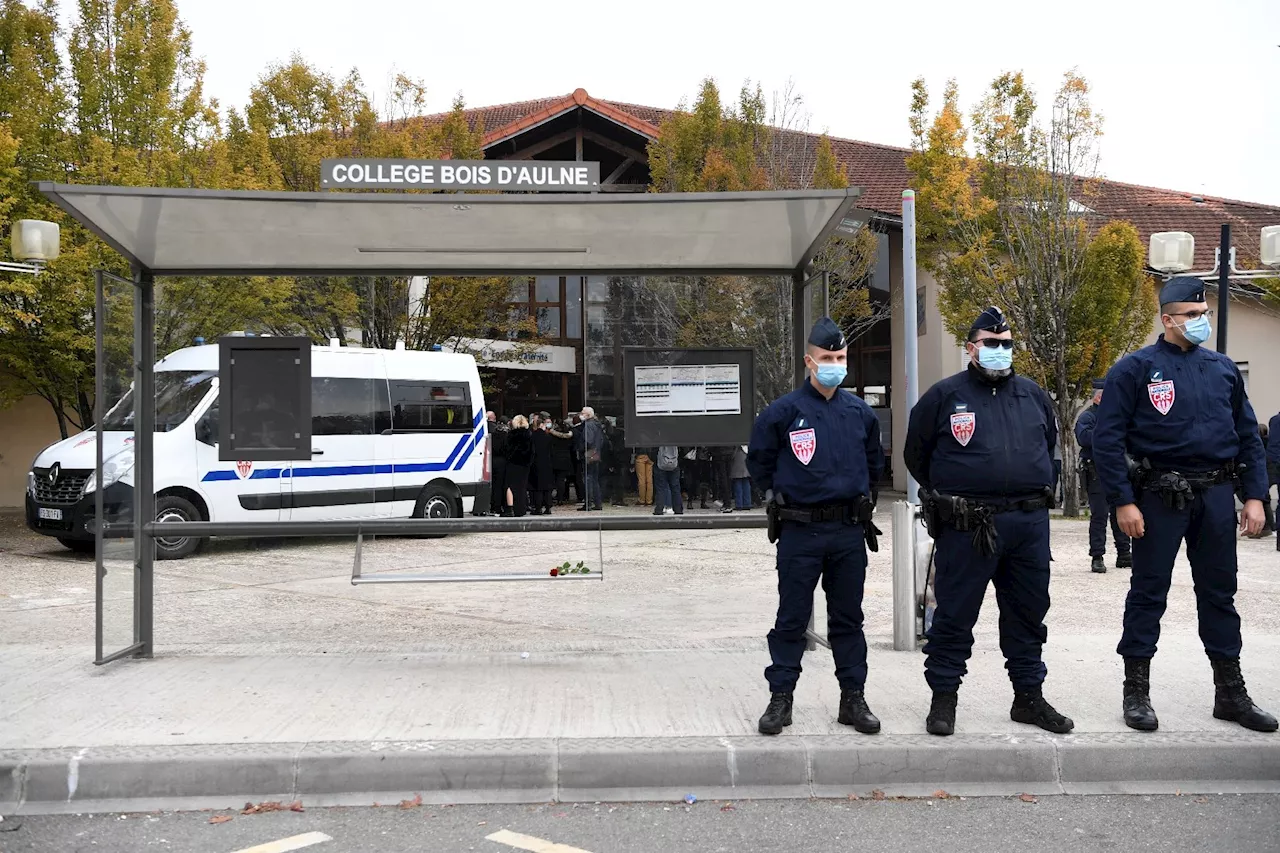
top-left (908, 71), bottom-right (1156, 515)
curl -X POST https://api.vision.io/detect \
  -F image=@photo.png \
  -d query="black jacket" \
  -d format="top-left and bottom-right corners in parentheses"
top-left (550, 430), bottom-right (574, 471)
top-left (502, 427), bottom-right (534, 468)
top-left (530, 429), bottom-right (555, 489)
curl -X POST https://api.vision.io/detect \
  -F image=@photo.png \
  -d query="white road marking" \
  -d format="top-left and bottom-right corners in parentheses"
top-left (486, 829), bottom-right (595, 853)
top-left (228, 831), bottom-right (332, 853)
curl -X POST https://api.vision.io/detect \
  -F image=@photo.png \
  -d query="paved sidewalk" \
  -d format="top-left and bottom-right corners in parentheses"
top-left (2, 510), bottom-right (1278, 812)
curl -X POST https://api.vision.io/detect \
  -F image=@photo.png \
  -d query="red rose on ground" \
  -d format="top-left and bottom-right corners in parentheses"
top-left (550, 568), bottom-right (559, 576)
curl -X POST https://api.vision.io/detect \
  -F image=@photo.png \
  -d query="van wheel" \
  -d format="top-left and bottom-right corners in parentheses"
top-left (57, 537), bottom-right (95, 554)
top-left (413, 487), bottom-right (457, 539)
top-left (153, 495), bottom-right (205, 560)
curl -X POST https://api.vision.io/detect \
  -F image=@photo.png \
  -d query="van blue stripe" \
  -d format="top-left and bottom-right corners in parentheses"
top-left (200, 409), bottom-right (486, 483)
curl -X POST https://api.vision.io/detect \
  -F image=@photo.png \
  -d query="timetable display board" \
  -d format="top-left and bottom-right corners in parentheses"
top-left (621, 348), bottom-right (754, 447)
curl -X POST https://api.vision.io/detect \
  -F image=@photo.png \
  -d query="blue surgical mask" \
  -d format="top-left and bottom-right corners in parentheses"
top-left (1180, 314), bottom-right (1211, 345)
top-left (976, 345), bottom-right (1013, 371)
top-left (814, 364), bottom-right (847, 388)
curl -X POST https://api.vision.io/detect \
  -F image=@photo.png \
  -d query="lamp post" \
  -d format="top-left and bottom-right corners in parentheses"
top-left (1148, 224), bottom-right (1280, 355)
top-left (3, 219), bottom-right (60, 274)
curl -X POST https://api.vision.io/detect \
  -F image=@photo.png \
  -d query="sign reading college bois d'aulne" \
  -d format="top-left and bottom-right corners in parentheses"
top-left (320, 159), bottom-right (601, 192)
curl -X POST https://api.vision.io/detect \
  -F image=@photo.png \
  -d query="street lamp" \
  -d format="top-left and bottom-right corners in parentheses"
top-left (3, 219), bottom-right (60, 274)
top-left (1148, 224), bottom-right (1280, 354)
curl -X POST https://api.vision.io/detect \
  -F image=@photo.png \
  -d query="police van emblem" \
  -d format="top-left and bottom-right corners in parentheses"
top-left (789, 428), bottom-right (817, 465)
top-left (950, 412), bottom-right (976, 447)
top-left (235, 460), bottom-right (254, 479)
top-left (1147, 380), bottom-right (1175, 415)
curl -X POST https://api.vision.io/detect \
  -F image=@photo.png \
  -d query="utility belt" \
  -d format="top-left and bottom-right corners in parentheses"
top-left (918, 487), bottom-right (1055, 557)
top-left (1130, 458), bottom-right (1239, 511)
top-left (1077, 457), bottom-right (1096, 490)
top-left (766, 495), bottom-right (882, 552)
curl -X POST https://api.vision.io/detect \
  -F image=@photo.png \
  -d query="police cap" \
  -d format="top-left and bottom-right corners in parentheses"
top-left (807, 316), bottom-right (847, 351)
top-left (1158, 276), bottom-right (1207, 306)
top-left (1091, 378), bottom-right (1106, 390)
top-left (969, 305), bottom-right (1010, 337)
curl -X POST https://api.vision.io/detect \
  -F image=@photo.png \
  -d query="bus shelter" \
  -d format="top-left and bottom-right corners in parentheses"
top-left (38, 182), bottom-right (875, 664)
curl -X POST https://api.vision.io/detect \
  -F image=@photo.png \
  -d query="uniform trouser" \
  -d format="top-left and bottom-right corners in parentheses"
top-left (490, 460), bottom-right (508, 514)
top-left (1087, 477), bottom-right (1131, 557)
top-left (635, 455), bottom-right (654, 504)
top-left (765, 519), bottom-right (868, 693)
top-left (1265, 463), bottom-right (1278, 531)
top-left (1117, 482), bottom-right (1241, 661)
top-left (923, 510), bottom-right (1051, 693)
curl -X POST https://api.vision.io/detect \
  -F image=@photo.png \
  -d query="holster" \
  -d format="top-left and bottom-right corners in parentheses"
top-left (766, 498), bottom-right (781, 544)
top-left (1077, 459), bottom-right (1094, 493)
top-left (919, 488), bottom-right (999, 557)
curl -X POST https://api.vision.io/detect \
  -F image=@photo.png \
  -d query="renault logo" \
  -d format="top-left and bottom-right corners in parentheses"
top-left (47, 463), bottom-right (60, 485)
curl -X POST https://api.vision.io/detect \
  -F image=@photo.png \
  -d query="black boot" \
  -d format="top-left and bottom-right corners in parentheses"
top-left (926, 690), bottom-right (957, 736)
top-left (758, 692), bottom-right (794, 735)
top-left (1091, 556), bottom-right (1106, 574)
top-left (1211, 658), bottom-right (1278, 732)
top-left (1116, 552), bottom-right (1132, 569)
top-left (837, 688), bottom-right (880, 734)
top-left (1010, 686), bottom-right (1074, 734)
top-left (1123, 657), bottom-right (1159, 731)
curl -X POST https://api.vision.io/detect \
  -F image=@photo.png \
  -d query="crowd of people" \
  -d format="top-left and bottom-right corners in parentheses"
top-left (480, 407), bottom-right (758, 517)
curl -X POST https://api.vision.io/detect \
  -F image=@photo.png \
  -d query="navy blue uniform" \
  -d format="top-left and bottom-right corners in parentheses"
top-left (1074, 405), bottom-right (1131, 559)
top-left (904, 364), bottom-right (1057, 693)
top-left (1092, 335), bottom-right (1267, 661)
top-left (747, 380), bottom-right (884, 692)
top-left (1267, 413), bottom-right (1280, 538)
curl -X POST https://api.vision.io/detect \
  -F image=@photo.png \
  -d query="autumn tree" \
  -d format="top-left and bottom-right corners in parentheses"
top-left (908, 71), bottom-right (1156, 515)
top-left (647, 77), bottom-right (881, 405)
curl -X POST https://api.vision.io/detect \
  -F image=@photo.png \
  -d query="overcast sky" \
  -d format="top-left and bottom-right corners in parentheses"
top-left (128, 0), bottom-right (1280, 205)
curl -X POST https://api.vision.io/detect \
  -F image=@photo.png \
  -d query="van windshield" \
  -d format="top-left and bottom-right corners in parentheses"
top-left (100, 370), bottom-right (216, 433)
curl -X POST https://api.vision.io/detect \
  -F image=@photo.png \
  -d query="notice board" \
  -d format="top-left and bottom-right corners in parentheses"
top-left (621, 348), bottom-right (755, 447)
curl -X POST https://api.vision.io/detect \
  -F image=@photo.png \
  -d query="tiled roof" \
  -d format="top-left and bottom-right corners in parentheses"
top-left (419, 90), bottom-right (1280, 267)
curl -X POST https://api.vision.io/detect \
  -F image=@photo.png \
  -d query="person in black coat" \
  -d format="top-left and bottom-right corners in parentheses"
top-left (501, 416), bottom-right (534, 517)
top-left (488, 414), bottom-right (509, 516)
top-left (529, 419), bottom-right (556, 515)
top-left (550, 419), bottom-right (575, 504)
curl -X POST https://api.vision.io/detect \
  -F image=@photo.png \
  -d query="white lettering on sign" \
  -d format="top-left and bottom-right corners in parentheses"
top-left (390, 164), bottom-right (404, 183)
top-left (321, 159), bottom-right (600, 190)
top-left (499, 165), bottom-right (513, 183)
top-left (331, 163), bottom-right (347, 183)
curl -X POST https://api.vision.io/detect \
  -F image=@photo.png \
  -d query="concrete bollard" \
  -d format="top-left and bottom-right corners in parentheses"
top-left (892, 501), bottom-right (918, 651)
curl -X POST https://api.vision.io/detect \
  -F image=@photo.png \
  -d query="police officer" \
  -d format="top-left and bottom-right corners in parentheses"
top-left (1074, 378), bottom-right (1132, 573)
top-left (1265, 411), bottom-right (1279, 545)
top-left (904, 306), bottom-right (1073, 737)
top-left (1092, 277), bottom-right (1275, 733)
top-left (748, 317), bottom-right (884, 736)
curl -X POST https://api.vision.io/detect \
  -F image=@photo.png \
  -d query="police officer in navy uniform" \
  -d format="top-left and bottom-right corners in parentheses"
top-left (904, 306), bottom-right (1073, 736)
top-left (1075, 378), bottom-right (1132, 574)
top-left (1092, 277), bottom-right (1276, 733)
top-left (748, 317), bottom-right (884, 736)
top-left (1265, 411), bottom-right (1279, 545)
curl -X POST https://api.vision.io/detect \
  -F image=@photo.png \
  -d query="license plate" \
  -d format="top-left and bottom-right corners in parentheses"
top-left (37, 507), bottom-right (63, 521)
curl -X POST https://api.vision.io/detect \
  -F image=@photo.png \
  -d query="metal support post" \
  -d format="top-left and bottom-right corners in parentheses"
top-left (792, 269), bottom-right (807, 389)
top-left (892, 500), bottom-right (917, 651)
top-left (902, 191), bottom-right (921, 503)
top-left (1217, 223), bottom-right (1230, 355)
top-left (134, 267), bottom-right (156, 658)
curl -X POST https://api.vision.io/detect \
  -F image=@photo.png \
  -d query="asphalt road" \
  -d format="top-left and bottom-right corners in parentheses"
top-left (3, 795), bottom-right (1278, 853)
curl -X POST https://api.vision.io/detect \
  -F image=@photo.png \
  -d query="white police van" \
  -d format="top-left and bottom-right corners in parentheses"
top-left (26, 342), bottom-right (491, 559)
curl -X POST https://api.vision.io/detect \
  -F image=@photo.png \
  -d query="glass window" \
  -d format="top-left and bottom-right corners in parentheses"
top-left (100, 370), bottom-right (216, 432)
top-left (587, 275), bottom-right (610, 301)
top-left (565, 276), bottom-right (583, 338)
top-left (535, 276), bottom-right (560, 302)
top-left (509, 279), bottom-right (531, 302)
top-left (390, 381), bottom-right (472, 433)
top-left (312, 378), bottom-right (391, 436)
top-left (536, 306), bottom-right (561, 337)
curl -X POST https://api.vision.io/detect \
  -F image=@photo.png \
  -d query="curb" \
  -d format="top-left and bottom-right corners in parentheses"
top-left (4, 732), bottom-right (1279, 815)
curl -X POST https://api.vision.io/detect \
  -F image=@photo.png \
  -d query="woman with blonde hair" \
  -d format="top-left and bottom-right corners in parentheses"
top-left (501, 414), bottom-right (534, 517)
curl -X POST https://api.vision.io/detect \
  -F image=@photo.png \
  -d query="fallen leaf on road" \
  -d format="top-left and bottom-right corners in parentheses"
top-left (289, 801), bottom-right (304, 813)
top-left (1194, 797), bottom-right (1209, 804)
top-left (933, 790), bottom-right (952, 799)
top-left (871, 789), bottom-right (886, 801)
top-left (846, 793), bottom-right (859, 801)
top-left (399, 794), bottom-right (423, 810)
top-left (1018, 794), bottom-right (1038, 804)
top-left (720, 805), bottom-right (736, 812)
top-left (241, 801), bottom-right (287, 815)
top-left (208, 815), bottom-right (233, 824)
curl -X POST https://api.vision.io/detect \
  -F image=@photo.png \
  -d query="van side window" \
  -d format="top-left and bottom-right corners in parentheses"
top-left (390, 381), bottom-right (471, 433)
top-left (195, 401), bottom-right (219, 446)
top-left (312, 378), bottom-right (392, 436)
